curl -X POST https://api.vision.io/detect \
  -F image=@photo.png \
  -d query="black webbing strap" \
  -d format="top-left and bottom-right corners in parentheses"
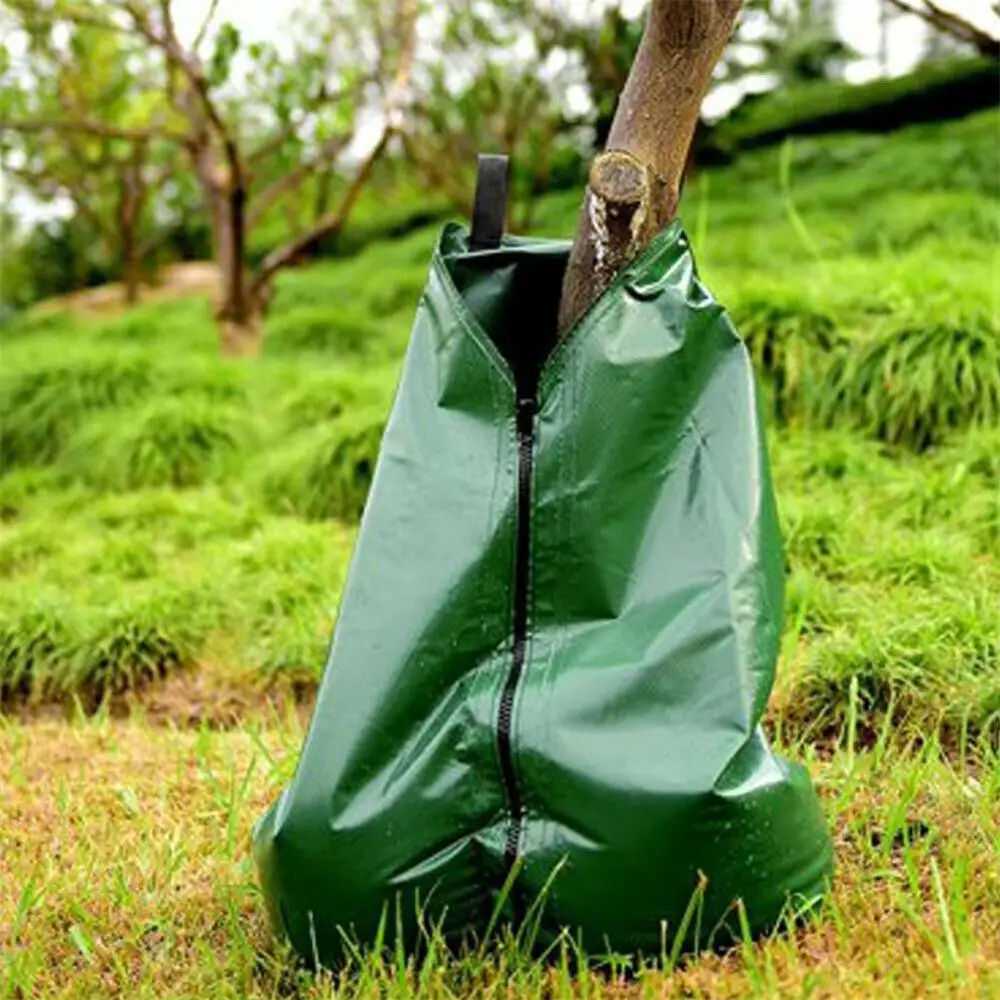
top-left (469, 154), bottom-right (509, 251)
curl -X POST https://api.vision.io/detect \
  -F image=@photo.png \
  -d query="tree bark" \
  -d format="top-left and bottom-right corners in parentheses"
top-left (121, 221), bottom-right (141, 306)
top-left (120, 145), bottom-right (147, 306)
top-left (213, 182), bottom-right (263, 357)
top-left (558, 0), bottom-right (743, 336)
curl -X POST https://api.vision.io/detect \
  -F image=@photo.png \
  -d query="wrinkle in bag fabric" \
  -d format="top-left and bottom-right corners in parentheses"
top-left (253, 220), bottom-right (834, 967)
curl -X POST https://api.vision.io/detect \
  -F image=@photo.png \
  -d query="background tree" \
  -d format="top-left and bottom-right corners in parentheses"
top-left (530, 2), bottom-right (645, 150)
top-left (1, 0), bottom-right (419, 354)
top-left (725, 0), bottom-right (856, 85)
top-left (0, 17), bottom-right (183, 303)
top-left (404, 62), bottom-right (573, 233)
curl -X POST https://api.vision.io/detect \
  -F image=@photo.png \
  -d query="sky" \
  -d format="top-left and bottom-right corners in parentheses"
top-left (166, 0), bottom-right (999, 79)
top-left (164, 0), bottom-right (999, 119)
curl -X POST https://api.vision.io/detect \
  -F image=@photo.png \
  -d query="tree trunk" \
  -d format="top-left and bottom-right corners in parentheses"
top-left (558, 0), bottom-right (743, 336)
top-left (213, 182), bottom-right (262, 357)
top-left (120, 187), bottom-right (141, 306)
top-left (122, 226), bottom-right (141, 306)
top-left (120, 144), bottom-right (147, 306)
top-left (314, 166), bottom-right (334, 224)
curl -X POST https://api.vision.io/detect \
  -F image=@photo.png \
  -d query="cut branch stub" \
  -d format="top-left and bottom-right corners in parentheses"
top-left (558, 150), bottom-right (671, 335)
top-left (558, 0), bottom-right (743, 336)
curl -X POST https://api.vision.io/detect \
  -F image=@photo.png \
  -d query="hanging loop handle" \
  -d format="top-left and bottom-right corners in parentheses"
top-left (469, 154), bottom-right (509, 251)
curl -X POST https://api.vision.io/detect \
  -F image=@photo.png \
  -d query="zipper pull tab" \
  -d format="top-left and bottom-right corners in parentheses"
top-left (517, 395), bottom-right (536, 432)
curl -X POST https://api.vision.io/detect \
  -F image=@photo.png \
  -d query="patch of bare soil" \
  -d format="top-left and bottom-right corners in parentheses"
top-left (126, 666), bottom-right (316, 729)
top-left (2, 665), bottom-right (317, 730)
top-left (34, 261), bottom-right (217, 317)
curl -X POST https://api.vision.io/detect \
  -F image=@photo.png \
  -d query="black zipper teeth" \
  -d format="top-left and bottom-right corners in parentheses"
top-left (497, 392), bottom-right (535, 870)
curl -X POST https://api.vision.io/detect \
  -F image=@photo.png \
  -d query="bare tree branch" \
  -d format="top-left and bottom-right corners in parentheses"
top-left (247, 132), bottom-right (353, 228)
top-left (3, 117), bottom-right (191, 144)
top-left (886, 0), bottom-right (1000, 56)
top-left (192, 0), bottom-right (220, 52)
top-left (157, 0), bottom-right (174, 41)
top-left (249, 0), bottom-right (419, 298)
top-left (2, 0), bottom-right (123, 33)
top-left (250, 130), bottom-right (391, 296)
top-left (245, 77), bottom-right (374, 167)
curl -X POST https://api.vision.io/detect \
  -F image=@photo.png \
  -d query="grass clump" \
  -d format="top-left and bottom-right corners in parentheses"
top-left (277, 367), bottom-right (393, 429)
top-left (0, 351), bottom-right (155, 467)
top-left (258, 409), bottom-right (386, 521)
top-left (264, 305), bottom-right (382, 357)
top-left (65, 397), bottom-right (251, 490)
top-left (0, 579), bottom-right (212, 702)
top-left (63, 586), bottom-right (208, 697)
top-left (89, 297), bottom-right (217, 349)
top-left (229, 519), bottom-right (352, 685)
top-left (85, 488), bottom-right (265, 548)
top-left (791, 593), bottom-right (1000, 742)
top-left (851, 191), bottom-right (1000, 255)
top-left (726, 279), bottom-right (842, 420)
top-left (815, 299), bottom-right (1000, 450)
top-left (0, 594), bottom-right (68, 701)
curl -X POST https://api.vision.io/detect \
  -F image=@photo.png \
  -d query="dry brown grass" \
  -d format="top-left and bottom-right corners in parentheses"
top-left (1, 719), bottom-right (998, 999)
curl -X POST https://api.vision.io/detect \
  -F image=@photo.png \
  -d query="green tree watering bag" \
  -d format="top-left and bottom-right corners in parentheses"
top-left (253, 204), bottom-right (834, 968)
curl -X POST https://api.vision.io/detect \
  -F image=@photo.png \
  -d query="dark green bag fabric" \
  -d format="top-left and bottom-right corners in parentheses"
top-left (253, 220), bottom-right (834, 967)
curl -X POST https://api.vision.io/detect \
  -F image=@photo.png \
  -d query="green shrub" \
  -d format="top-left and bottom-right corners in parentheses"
top-left (226, 519), bottom-right (352, 686)
top-left (784, 568), bottom-right (843, 637)
top-left (770, 428), bottom-right (891, 485)
top-left (270, 264), bottom-right (351, 312)
top-left (65, 397), bottom-right (251, 490)
top-left (365, 271), bottom-right (426, 317)
top-left (166, 358), bottom-right (249, 404)
top-left (0, 520), bottom-right (64, 577)
top-left (258, 408), bottom-right (386, 521)
top-left (814, 299), bottom-right (1000, 449)
top-left (938, 426), bottom-right (1000, 482)
top-left (250, 615), bottom-right (331, 688)
top-left (0, 309), bottom-right (82, 340)
top-left (0, 468), bottom-right (71, 522)
top-left (0, 578), bottom-right (217, 701)
top-left (780, 496), bottom-right (848, 577)
top-left (854, 528), bottom-right (976, 589)
top-left (82, 533), bottom-right (160, 581)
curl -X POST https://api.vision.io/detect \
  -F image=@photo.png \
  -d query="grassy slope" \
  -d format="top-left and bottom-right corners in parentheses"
top-left (1, 110), bottom-right (999, 998)
top-left (1, 109), bottom-right (997, 734)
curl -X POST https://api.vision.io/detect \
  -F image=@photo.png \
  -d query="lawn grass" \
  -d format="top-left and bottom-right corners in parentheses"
top-left (1, 718), bottom-right (997, 999)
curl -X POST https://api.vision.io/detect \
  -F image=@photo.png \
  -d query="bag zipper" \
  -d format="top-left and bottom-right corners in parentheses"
top-left (497, 391), bottom-right (536, 872)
